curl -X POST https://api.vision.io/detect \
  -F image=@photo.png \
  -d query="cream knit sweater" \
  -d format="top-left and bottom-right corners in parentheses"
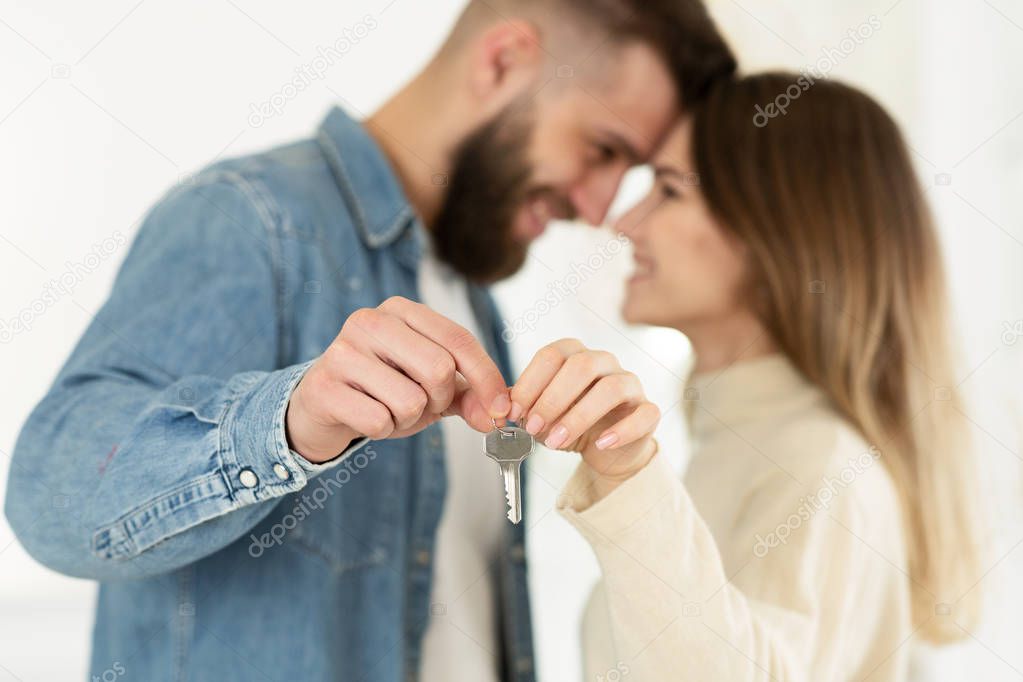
top-left (557, 355), bottom-right (912, 681)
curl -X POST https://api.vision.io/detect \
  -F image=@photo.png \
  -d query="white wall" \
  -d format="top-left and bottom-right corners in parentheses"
top-left (1, 1), bottom-right (1020, 680)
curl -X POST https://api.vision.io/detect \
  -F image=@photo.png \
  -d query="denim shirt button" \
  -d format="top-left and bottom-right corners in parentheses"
top-left (415, 549), bottom-right (431, 566)
top-left (238, 469), bottom-right (259, 488)
top-left (272, 463), bottom-right (290, 480)
top-left (347, 276), bottom-right (362, 291)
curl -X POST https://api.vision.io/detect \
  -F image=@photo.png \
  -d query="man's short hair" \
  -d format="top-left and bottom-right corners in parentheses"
top-left (456, 0), bottom-right (737, 105)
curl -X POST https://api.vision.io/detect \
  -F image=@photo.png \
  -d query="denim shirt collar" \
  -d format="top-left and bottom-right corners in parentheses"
top-left (317, 106), bottom-right (420, 254)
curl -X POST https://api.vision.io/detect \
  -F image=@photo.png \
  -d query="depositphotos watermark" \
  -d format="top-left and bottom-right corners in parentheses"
top-left (248, 445), bottom-right (378, 557)
top-left (1001, 319), bottom-right (1023, 346)
top-left (752, 445), bottom-right (881, 558)
top-left (1, 231), bottom-right (128, 344)
top-left (500, 233), bottom-right (629, 343)
top-left (248, 15), bottom-right (378, 128)
top-left (753, 15), bottom-right (882, 128)
top-left (92, 662), bottom-right (125, 682)
top-left (595, 662), bottom-right (630, 682)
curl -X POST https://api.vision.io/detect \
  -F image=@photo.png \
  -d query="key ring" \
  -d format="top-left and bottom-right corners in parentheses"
top-left (491, 417), bottom-right (515, 435)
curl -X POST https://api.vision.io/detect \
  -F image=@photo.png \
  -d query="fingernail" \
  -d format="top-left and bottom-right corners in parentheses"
top-left (508, 401), bottom-right (523, 422)
top-left (545, 425), bottom-right (569, 449)
top-left (595, 432), bottom-right (619, 450)
top-left (490, 393), bottom-right (510, 417)
top-left (525, 413), bottom-right (544, 435)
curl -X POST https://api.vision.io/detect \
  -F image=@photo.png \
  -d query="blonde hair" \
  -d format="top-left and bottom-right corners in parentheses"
top-left (691, 73), bottom-right (982, 642)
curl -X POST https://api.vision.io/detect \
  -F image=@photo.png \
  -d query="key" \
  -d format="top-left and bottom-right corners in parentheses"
top-left (485, 422), bottom-right (534, 524)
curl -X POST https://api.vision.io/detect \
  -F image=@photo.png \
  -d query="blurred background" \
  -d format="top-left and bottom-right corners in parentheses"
top-left (1, 0), bottom-right (1021, 679)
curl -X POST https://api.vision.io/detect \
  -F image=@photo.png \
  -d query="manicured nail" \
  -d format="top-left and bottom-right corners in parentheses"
top-left (545, 425), bottom-right (569, 450)
top-left (595, 432), bottom-right (619, 450)
top-left (490, 393), bottom-right (510, 417)
top-left (525, 413), bottom-right (545, 435)
top-left (508, 401), bottom-right (523, 422)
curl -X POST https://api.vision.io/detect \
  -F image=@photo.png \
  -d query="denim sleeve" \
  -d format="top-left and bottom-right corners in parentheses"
top-left (4, 175), bottom-right (366, 580)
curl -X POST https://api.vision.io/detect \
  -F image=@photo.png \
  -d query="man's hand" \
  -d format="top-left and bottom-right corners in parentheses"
top-left (510, 339), bottom-right (660, 489)
top-left (285, 296), bottom-right (511, 463)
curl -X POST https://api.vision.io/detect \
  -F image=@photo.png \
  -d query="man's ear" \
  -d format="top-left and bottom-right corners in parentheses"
top-left (467, 20), bottom-right (544, 113)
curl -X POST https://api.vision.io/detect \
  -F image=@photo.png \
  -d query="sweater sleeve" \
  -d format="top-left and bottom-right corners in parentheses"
top-left (557, 451), bottom-right (907, 681)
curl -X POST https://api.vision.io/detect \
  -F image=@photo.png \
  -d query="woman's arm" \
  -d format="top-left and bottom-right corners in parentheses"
top-left (558, 450), bottom-right (906, 681)
top-left (509, 339), bottom-right (907, 680)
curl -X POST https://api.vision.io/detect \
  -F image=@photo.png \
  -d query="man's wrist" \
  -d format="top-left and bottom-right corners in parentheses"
top-left (282, 369), bottom-right (362, 463)
top-left (284, 400), bottom-right (357, 464)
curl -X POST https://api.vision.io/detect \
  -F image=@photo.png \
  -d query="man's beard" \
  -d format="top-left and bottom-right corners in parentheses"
top-left (431, 103), bottom-right (553, 284)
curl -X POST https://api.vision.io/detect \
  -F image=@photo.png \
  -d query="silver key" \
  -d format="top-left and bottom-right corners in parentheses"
top-left (485, 422), bottom-right (533, 524)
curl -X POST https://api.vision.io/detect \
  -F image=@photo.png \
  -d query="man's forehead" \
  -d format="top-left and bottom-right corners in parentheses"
top-left (577, 43), bottom-right (680, 159)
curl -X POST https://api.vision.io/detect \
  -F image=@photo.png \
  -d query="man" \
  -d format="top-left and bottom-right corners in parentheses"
top-left (6, 1), bottom-right (734, 680)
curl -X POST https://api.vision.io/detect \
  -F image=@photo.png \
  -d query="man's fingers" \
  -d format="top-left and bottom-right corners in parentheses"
top-left (390, 410), bottom-right (442, 440)
top-left (380, 297), bottom-right (510, 418)
top-left (323, 383), bottom-right (396, 440)
top-left (329, 340), bottom-right (429, 431)
top-left (442, 375), bottom-right (498, 433)
top-left (341, 307), bottom-right (456, 415)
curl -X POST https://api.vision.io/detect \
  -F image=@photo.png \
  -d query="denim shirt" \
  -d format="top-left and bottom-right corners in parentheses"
top-left (5, 108), bottom-right (535, 682)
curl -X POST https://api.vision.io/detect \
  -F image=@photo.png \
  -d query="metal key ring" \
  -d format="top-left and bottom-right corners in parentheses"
top-left (491, 417), bottom-right (515, 435)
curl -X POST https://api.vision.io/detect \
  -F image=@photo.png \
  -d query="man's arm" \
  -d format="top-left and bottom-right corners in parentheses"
top-left (4, 176), bottom-right (355, 580)
top-left (4, 173), bottom-right (513, 582)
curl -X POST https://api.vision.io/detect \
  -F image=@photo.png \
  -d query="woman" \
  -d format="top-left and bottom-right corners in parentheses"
top-left (508, 73), bottom-right (982, 680)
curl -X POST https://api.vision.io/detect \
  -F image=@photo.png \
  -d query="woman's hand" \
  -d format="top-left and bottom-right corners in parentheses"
top-left (510, 339), bottom-right (661, 488)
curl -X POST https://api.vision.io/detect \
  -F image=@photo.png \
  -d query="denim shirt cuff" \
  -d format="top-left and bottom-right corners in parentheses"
top-left (278, 360), bottom-right (371, 475)
top-left (224, 361), bottom-right (364, 504)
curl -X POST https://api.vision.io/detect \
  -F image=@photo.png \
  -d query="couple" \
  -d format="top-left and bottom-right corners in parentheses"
top-left (5, 0), bottom-right (980, 680)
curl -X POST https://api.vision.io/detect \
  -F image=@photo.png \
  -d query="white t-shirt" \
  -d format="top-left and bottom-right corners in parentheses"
top-left (416, 249), bottom-right (506, 681)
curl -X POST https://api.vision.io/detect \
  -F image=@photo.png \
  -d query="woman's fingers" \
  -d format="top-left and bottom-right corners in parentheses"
top-left (592, 400), bottom-right (661, 451)
top-left (504, 340), bottom-right (663, 488)
top-left (542, 372), bottom-right (646, 449)
top-left (530, 350), bottom-right (620, 437)
top-left (508, 339), bottom-right (586, 422)
top-left (510, 342), bottom-right (658, 482)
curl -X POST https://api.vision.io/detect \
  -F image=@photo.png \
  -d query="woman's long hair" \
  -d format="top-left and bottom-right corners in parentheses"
top-left (691, 72), bottom-right (981, 642)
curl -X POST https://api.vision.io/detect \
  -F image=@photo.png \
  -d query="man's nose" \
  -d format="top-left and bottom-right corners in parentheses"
top-left (612, 202), bottom-right (646, 241)
top-left (569, 168), bottom-right (627, 226)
